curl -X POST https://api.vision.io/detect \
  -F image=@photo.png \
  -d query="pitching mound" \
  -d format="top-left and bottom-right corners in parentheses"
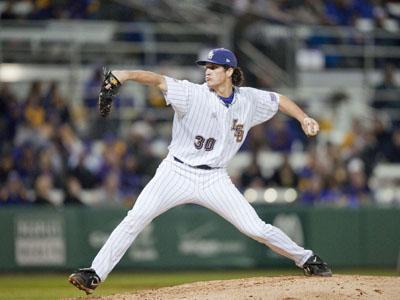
top-left (83, 275), bottom-right (399, 300)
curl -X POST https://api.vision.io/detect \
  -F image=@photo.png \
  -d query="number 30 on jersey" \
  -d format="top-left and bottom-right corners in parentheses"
top-left (193, 119), bottom-right (244, 151)
top-left (194, 136), bottom-right (216, 151)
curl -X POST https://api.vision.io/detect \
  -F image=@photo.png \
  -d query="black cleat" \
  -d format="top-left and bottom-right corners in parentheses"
top-left (68, 268), bottom-right (101, 295)
top-left (303, 255), bottom-right (332, 277)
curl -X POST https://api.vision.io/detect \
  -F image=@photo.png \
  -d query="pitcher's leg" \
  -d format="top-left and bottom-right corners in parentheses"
top-left (91, 162), bottom-right (192, 280)
top-left (200, 178), bottom-right (312, 267)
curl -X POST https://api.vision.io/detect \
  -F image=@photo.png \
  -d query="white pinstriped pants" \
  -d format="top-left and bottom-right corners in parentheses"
top-left (91, 156), bottom-right (313, 281)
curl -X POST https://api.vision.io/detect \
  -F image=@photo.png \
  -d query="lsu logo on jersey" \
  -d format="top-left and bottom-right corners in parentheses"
top-left (231, 119), bottom-right (244, 142)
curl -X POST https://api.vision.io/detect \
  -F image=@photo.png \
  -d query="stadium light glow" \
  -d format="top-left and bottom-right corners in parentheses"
top-left (0, 64), bottom-right (25, 82)
top-left (284, 188), bottom-right (297, 203)
top-left (264, 188), bottom-right (277, 203)
top-left (244, 188), bottom-right (258, 203)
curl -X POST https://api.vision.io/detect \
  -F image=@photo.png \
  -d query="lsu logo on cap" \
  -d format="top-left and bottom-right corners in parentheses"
top-left (196, 48), bottom-right (237, 68)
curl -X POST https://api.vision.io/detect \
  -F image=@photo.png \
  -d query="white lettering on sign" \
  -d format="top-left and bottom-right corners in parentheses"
top-left (15, 217), bottom-right (66, 266)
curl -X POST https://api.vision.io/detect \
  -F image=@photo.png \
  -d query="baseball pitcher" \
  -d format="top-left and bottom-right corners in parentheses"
top-left (69, 48), bottom-right (332, 295)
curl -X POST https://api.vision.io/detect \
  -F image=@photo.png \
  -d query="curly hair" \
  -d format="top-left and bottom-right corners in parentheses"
top-left (226, 67), bottom-right (244, 86)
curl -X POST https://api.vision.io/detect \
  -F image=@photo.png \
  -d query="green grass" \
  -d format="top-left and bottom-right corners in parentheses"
top-left (0, 269), bottom-right (397, 300)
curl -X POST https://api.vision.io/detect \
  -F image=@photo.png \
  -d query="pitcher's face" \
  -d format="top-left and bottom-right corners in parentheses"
top-left (204, 63), bottom-right (232, 89)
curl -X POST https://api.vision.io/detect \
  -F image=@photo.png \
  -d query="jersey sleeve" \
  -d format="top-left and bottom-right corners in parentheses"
top-left (163, 76), bottom-right (193, 117)
top-left (251, 89), bottom-right (280, 127)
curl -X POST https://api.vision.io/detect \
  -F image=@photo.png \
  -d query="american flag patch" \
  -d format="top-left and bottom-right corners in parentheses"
top-left (270, 93), bottom-right (277, 102)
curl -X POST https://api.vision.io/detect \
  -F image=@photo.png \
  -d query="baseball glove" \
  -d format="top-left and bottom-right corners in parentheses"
top-left (98, 68), bottom-right (121, 117)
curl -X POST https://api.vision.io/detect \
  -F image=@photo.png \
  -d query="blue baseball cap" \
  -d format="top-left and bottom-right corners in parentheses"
top-left (196, 48), bottom-right (238, 68)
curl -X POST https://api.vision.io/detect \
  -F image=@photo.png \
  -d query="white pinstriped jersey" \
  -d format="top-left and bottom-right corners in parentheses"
top-left (163, 76), bottom-right (280, 168)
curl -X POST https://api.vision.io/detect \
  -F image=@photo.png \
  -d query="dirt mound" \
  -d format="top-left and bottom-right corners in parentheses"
top-left (82, 275), bottom-right (400, 300)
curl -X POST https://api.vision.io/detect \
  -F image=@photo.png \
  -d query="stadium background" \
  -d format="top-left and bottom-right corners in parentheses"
top-left (0, 0), bottom-right (399, 298)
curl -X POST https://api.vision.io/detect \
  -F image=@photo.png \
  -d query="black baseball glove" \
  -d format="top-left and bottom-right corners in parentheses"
top-left (98, 68), bottom-right (121, 117)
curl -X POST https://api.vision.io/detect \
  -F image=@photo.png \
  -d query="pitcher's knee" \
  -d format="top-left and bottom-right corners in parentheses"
top-left (122, 209), bottom-right (155, 232)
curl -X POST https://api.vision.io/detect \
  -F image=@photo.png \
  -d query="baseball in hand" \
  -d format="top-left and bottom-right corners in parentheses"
top-left (302, 117), bottom-right (319, 136)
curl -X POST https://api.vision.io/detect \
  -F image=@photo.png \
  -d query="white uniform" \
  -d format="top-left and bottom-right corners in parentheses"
top-left (91, 76), bottom-right (313, 281)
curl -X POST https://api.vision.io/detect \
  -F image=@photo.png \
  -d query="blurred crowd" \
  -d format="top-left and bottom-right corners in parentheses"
top-left (239, 115), bottom-right (399, 208)
top-left (0, 0), bottom-right (399, 208)
top-left (0, 0), bottom-right (99, 20)
top-left (0, 0), bottom-right (399, 26)
top-left (1, 1), bottom-right (400, 72)
top-left (235, 60), bottom-right (400, 208)
top-left (0, 79), bottom-right (163, 207)
top-left (0, 63), bottom-right (399, 208)
top-left (230, 0), bottom-right (399, 27)
top-left (228, 0), bottom-right (400, 83)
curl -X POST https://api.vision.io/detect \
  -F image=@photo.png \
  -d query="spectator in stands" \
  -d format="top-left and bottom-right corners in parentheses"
top-left (270, 154), bottom-right (299, 187)
top-left (319, 176), bottom-right (347, 206)
top-left (341, 119), bottom-right (369, 159)
top-left (0, 83), bottom-right (20, 146)
top-left (382, 0), bottom-right (400, 22)
top-left (345, 158), bottom-right (371, 207)
top-left (240, 125), bottom-right (267, 152)
top-left (325, 142), bottom-right (343, 171)
top-left (96, 172), bottom-right (122, 206)
top-left (97, 135), bottom-right (126, 181)
top-left (384, 128), bottom-right (400, 162)
top-left (318, 91), bottom-right (351, 143)
top-left (240, 156), bottom-right (267, 189)
top-left (23, 81), bottom-right (45, 128)
top-left (120, 154), bottom-right (144, 198)
top-left (0, 0), bottom-right (17, 20)
top-left (64, 0), bottom-right (98, 19)
top-left (353, 0), bottom-right (376, 21)
top-left (29, 0), bottom-right (55, 20)
top-left (86, 0), bottom-right (101, 19)
top-left (324, 0), bottom-right (358, 26)
top-left (355, 123), bottom-right (381, 178)
top-left (34, 173), bottom-right (56, 205)
top-left (299, 175), bottom-right (323, 206)
top-left (372, 64), bottom-right (400, 126)
top-left (68, 151), bottom-right (98, 190)
top-left (84, 67), bottom-right (103, 108)
top-left (0, 148), bottom-right (14, 184)
top-left (37, 146), bottom-right (63, 188)
top-left (63, 176), bottom-right (85, 205)
top-left (58, 124), bottom-right (85, 167)
top-left (45, 82), bottom-right (72, 126)
top-left (298, 147), bottom-right (321, 179)
top-left (297, 147), bottom-right (327, 204)
top-left (0, 171), bottom-right (30, 205)
top-left (125, 124), bottom-right (159, 178)
top-left (370, 113), bottom-right (391, 150)
top-left (332, 163), bottom-right (348, 190)
top-left (58, 127), bottom-right (97, 188)
top-left (265, 117), bottom-right (296, 152)
top-left (14, 142), bottom-right (37, 189)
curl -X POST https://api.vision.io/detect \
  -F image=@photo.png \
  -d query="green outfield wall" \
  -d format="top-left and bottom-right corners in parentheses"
top-left (0, 206), bottom-right (399, 271)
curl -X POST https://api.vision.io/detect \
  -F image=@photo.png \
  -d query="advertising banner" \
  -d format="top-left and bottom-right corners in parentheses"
top-left (0, 206), bottom-right (399, 271)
